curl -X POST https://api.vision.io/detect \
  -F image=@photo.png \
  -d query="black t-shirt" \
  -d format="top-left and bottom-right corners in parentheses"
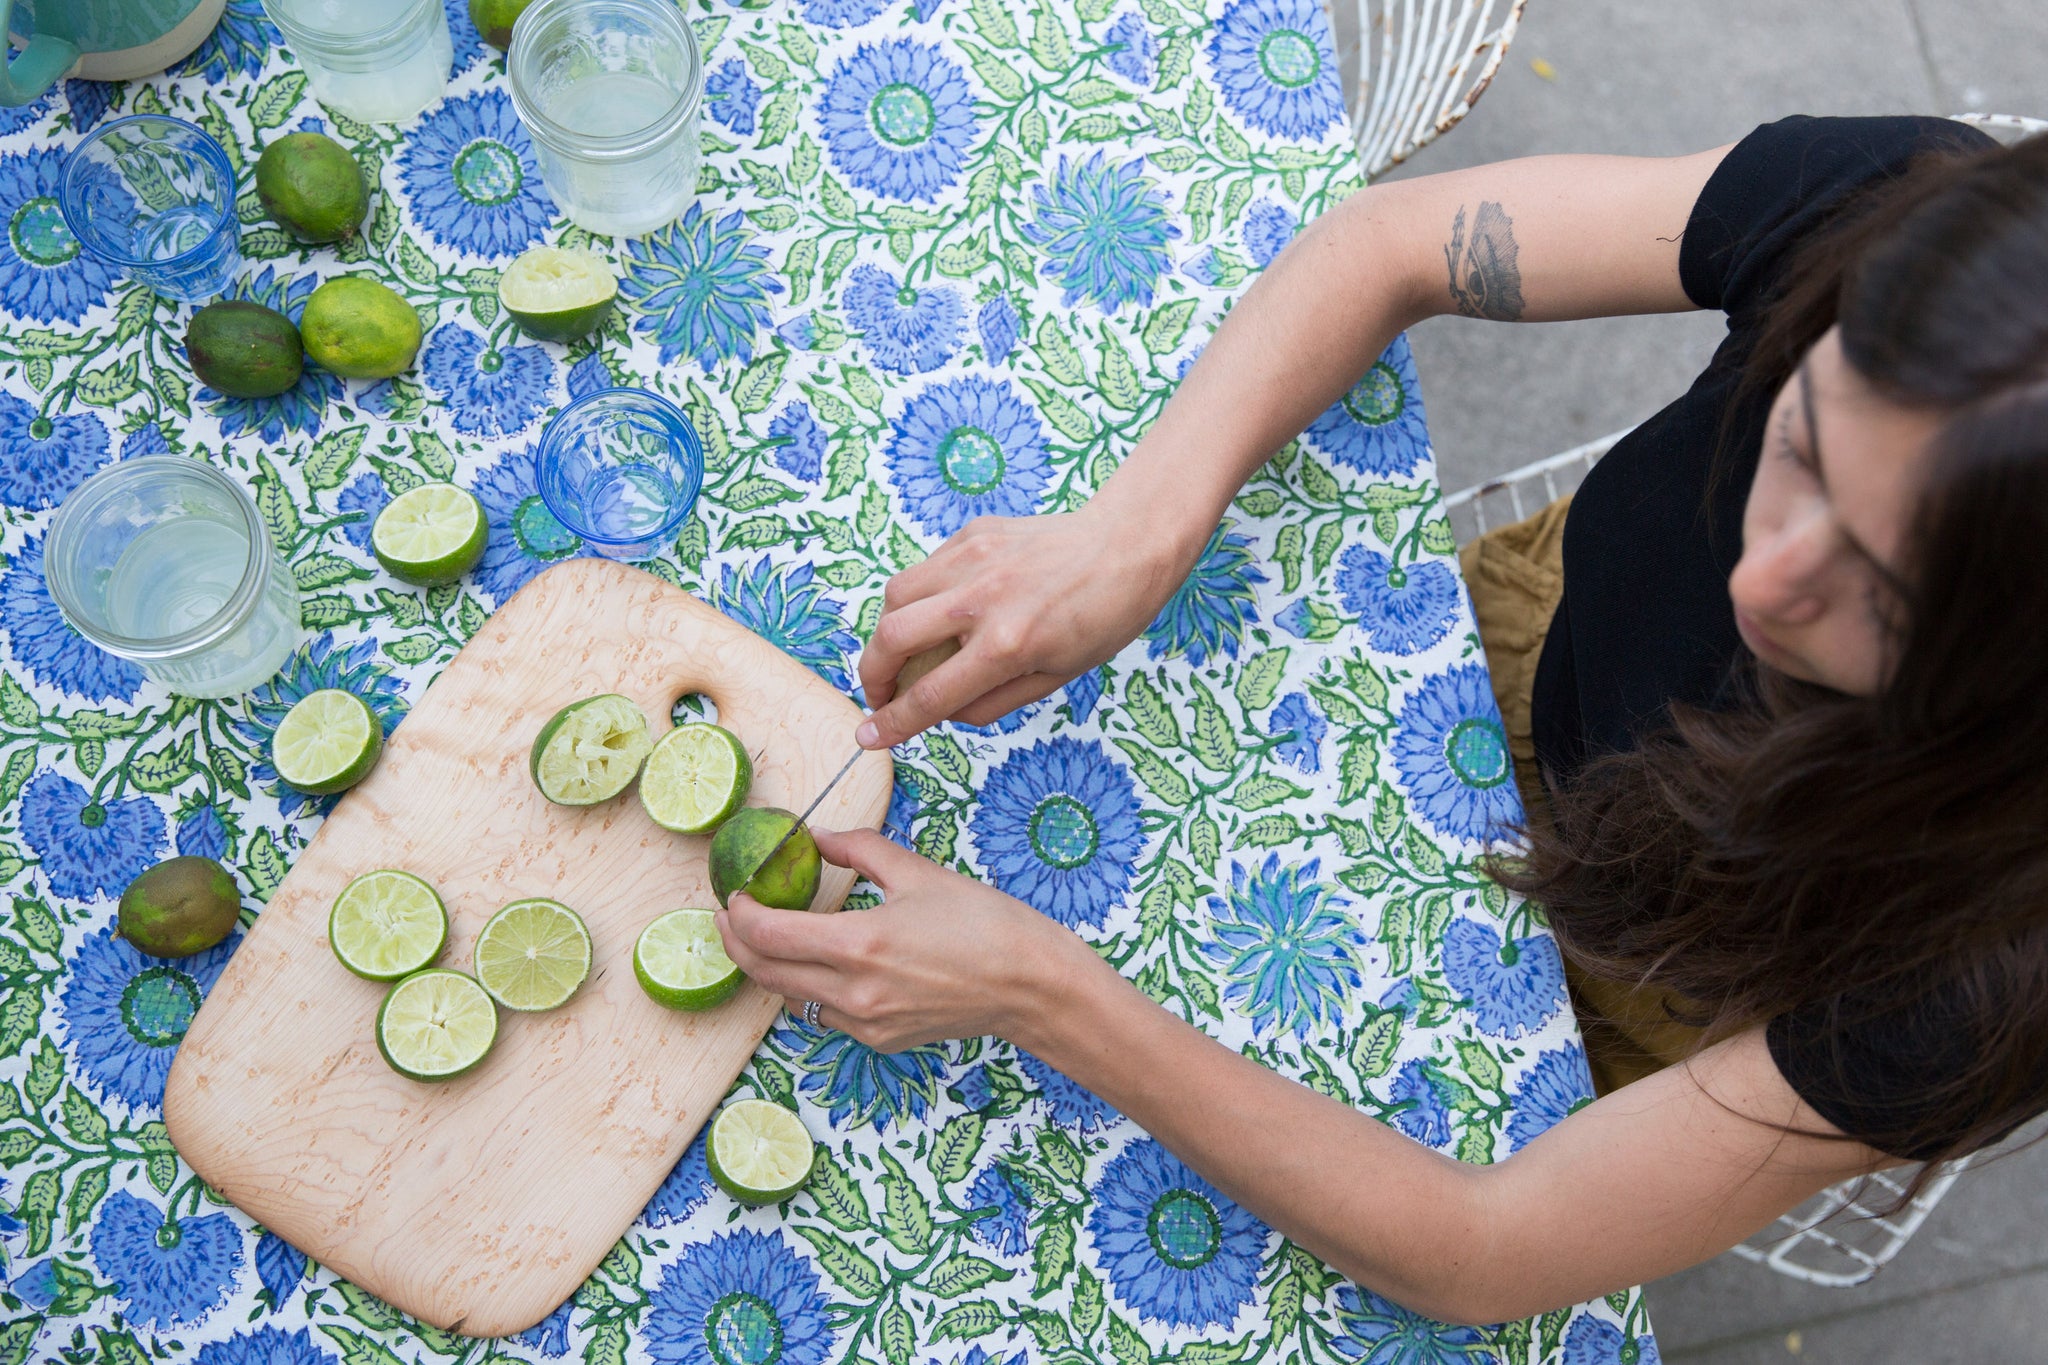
top-left (1529, 115), bottom-right (1998, 1158)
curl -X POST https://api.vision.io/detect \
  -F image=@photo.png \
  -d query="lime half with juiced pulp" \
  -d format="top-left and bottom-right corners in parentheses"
top-left (473, 898), bottom-right (591, 1012)
top-left (707, 1098), bottom-right (816, 1205)
top-left (373, 483), bottom-right (488, 587)
top-left (635, 908), bottom-right (744, 1011)
top-left (329, 869), bottom-right (447, 981)
top-left (639, 724), bottom-right (752, 834)
top-left (376, 969), bottom-right (498, 1082)
top-left (530, 694), bottom-right (652, 806)
top-left (273, 689), bottom-right (384, 795)
top-left (499, 245), bottom-right (618, 343)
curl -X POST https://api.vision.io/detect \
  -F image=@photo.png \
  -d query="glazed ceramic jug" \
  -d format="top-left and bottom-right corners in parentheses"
top-left (1, 0), bottom-right (226, 104)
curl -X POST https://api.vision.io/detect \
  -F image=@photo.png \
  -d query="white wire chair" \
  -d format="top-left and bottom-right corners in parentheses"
top-left (1439, 110), bottom-right (2042, 1286)
top-left (1321, 0), bottom-right (1530, 180)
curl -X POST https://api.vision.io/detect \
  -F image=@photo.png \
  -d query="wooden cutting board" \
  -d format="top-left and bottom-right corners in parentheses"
top-left (163, 557), bottom-right (891, 1338)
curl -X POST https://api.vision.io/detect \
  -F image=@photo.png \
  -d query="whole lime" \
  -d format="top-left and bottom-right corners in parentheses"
top-left (185, 300), bottom-right (303, 399)
top-left (709, 807), bottom-right (821, 911)
top-left (300, 277), bottom-right (423, 380)
top-left (255, 131), bottom-right (370, 242)
top-left (118, 856), bottom-right (242, 959)
top-left (470, 0), bottom-right (539, 48)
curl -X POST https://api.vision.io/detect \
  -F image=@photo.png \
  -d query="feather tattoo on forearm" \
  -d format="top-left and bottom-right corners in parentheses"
top-left (1445, 201), bottom-right (1526, 321)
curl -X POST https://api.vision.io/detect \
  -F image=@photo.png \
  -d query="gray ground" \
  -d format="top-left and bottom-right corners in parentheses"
top-left (1327, 1), bottom-right (2048, 1360)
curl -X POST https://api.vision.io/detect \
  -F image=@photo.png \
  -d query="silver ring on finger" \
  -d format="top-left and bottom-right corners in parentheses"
top-left (801, 999), bottom-right (823, 1029)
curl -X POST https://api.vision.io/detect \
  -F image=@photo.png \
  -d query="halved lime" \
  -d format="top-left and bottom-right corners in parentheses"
top-left (373, 483), bottom-right (488, 587)
top-left (473, 898), bottom-right (591, 1012)
top-left (530, 694), bottom-right (652, 806)
top-left (329, 869), bottom-right (447, 981)
top-left (499, 246), bottom-right (618, 343)
top-left (634, 907), bottom-right (744, 1011)
top-left (375, 969), bottom-right (498, 1082)
top-left (273, 689), bottom-right (384, 795)
top-left (639, 724), bottom-right (752, 834)
top-left (707, 1098), bottom-right (815, 1205)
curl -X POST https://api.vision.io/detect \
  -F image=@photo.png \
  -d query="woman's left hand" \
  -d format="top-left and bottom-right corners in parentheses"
top-left (715, 827), bottom-right (1080, 1053)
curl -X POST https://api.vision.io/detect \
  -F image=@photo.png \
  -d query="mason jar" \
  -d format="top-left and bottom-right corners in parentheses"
top-left (262, 0), bottom-right (453, 124)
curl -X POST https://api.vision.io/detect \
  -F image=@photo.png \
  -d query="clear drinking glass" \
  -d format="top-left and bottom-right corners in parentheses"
top-left (59, 115), bottom-right (240, 303)
top-left (536, 388), bottom-right (703, 560)
top-left (44, 457), bottom-right (302, 700)
top-left (262, 0), bottom-right (453, 124)
top-left (507, 0), bottom-right (702, 237)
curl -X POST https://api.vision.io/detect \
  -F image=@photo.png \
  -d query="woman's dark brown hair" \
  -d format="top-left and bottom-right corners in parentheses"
top-left (1501, 128), bottom-right (2048, 1184)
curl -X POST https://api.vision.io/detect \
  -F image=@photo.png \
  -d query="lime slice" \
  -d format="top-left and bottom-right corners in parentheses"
top-left (634, 907), bottom-right (744, 1011)
top-left (329, 869), bottom-right (448, 981)
top-left (639, 724), bottom-right (752, 834)
top-left (373, 483), bottom-right (488, 588)
top-left (530, 694), bottom-right (652, 806)
top-left (473, 898), bottom-right (591, 1012)
top-left (499, 246), bottom-right (618, 343)
top-left (707, 1098), bottom-right (815, 1205)
top-left (375, 969), bottom-right (498, 1082)
top-left (273, 689), bottom-right (384, 795)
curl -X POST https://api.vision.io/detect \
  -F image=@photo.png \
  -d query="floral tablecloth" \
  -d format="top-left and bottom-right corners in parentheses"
top-left (0, 1), bottom-right (1658, 1362)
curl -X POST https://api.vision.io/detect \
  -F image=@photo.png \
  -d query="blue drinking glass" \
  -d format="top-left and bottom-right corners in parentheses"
top-left (59, 115), bottom-right (241, 303)
top-left (537, 387), bottom-right (705, 561)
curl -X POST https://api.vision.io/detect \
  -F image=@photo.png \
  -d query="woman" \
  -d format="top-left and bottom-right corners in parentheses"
top-left (716, 116), bottom-right (2048, 1322)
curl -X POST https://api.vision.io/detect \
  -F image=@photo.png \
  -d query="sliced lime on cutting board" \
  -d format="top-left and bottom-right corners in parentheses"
top-left (707, 1098), bottom-right (815, 1205)
top-left (376, 969), bottom-right (498, 1082)
top-left (530, 693), bottom-right (652, 806)
top-left (329, 869), bottom-right (447, 981)
top-left (373, 483), bottom-right (488, 587)
top-left (273, 688), bottom-right (383, 795)
top-left (635, 908), bottom-right (744, 1011)
top-left (640, 723), bottom-right (752, 834)
top-left (473, 898), bottom-right (591, 1012)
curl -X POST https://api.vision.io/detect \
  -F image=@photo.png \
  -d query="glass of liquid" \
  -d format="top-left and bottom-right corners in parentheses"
top-left (58, 115), bottom-right (240, 303)
top-left (507, 0), bottom-right (702, 237)
top-left (262, 0), bottom-right (452, 124)
top-left (536, 388), bottom-right (703, 560)
top-left (44, 457), bottom-right (303, 700)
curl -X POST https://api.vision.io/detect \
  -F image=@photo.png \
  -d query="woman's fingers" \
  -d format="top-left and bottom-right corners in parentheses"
top-left (857, 638), bottom-right (1023, 749)
top-left (857, 590), bottom-right (969, 712)
top-left (719, 892), bottom-right (856, 966)
top-left (811, 827), bottom-right (929, 892)
top-left (951, 672), bottom-right (1069, 726)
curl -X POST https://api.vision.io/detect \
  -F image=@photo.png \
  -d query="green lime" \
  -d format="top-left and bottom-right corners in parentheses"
top-left (469, 0), bottom-right (538, 47)
top-left (473, 898), bottom-right (591, 1012)
top-left (254, 131), bottom-right (369, 242)
top-left (300, 276), bottom-right (423, 380)
top-left (375, 969), bottom-right (498, 1082)
top-left (639, 724), bottom-right (752, 834)
top-left (707, 1098), bottom-right (816, 1205)
top-left (328, 869), bottom-right (448, 981)
top-left (708, 807), bottom-right (820, 911)
top-left (272, 688), bottom-right (383, 795)
top-left (118, 856), bottom-right (241, 959)
top-left (499, 245), bottom-right (618, 343)
top-left (185, 300), bottom-right (303, 399)
top-left (530, 694), bottom-right (652, 806)
top-left (634, 908), bottom-right (744, 1011)
top-left (373, 483), bottom-right (488, 587)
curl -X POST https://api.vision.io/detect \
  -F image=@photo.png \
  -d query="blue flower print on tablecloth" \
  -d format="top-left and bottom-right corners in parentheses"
top-left (644, 1129), bottom-right (715, 1226)
top-left (1267, 690), bottom-right (1325, 772)
top-left (642, 1230), bottom-right (834, 1365)
top-left (420, 326), bottom-right (556, 436)
top-left (399, 90), bottom-right (554, 259)
top-left (176, 800), bottom-right (233, 861)
top-left (844, 264), bottom-right (964, 374)
top-left (706, 60), bottom-right (762, 136)
top-left (1391, 663), bottom-right (1522, 844)
top-left (253, 1231), bottom-right (308, 1312)
top-left (781, 1015), bottom-right (949, 1130)
top-left (1565, 1316), bottom-right (1662, 1365)
top-left (970, 737), bottom-right (1143, 931)
top-left (513, 1296), bottom-right (576, 1358)
top-left (0, 148), bottom-right (122, 323)
top-left (0, 390), bottom-right (108, 510)
top-left (20, 771), bottom-right (165, 903)
top-left (977, 294), bottom-right (1019, 364)
top-left (91, 1191), bottom-right (242, 1329)
top-left (232, 635), bottom-right (408, 818)
top-left (1203, 856), bottom-right (1364, 1039)
top-left (886, 375), bottom-right (1051, 537)
top-left (1145, 523), bottom-right (1265, 666)
top-left (1086, 1138), bottom-right (1269, 1330)
top-left (768, 401), bottom-right (827, 480)
top-left (470, 441), bottom-right (592, 603)
top-left (1024, 153), bottom-right (1179, 313)
top-left (60, 924), bottom-right (237, 1112)
top-left (883, 771), bottom-right (924, 847)
top-left (336, 473), bottom-right (391, 556)
top-left (7, 1258), bottom-right (55, 1310)
top-left (444, 0), bottom-right (487, 73)
top-left (1506, 1046), bottom-right (1597, 1152)
top-left (0, 533), bottom-right (145, 702)
top-left (1018, 1048), bottom-right (1121, 1131)
top-left (1063, 666), bottom-right (1105, 724)
top-left (801, 0), bottom-right (890, 25)
top-left (205, 267), bottom-right (343, 441)
top-left (1327, 1282), bottom-right (1497, 1364)
top-left (620, 205), bottom-right (782, 367)
top-left (179, 0), bottom-right (275, 80)
top-left (567, 351), bottom-right (612, 401)
top-left (0, 86), bottom-right (54, 137)
top-left (63, 81), bottom-right (113, 136)
top-left (1206, 0), bottom-right (1344, 141)
top-left (1338, 546), bottom-right (1460, 656)
top-left (1441, 915), bottom-right (1566, 1039)
top-left (965, 1163), bottom-right (1036, 1256)
top-left (1386, 1058), bottom-right (1453, 1146)
top-left (1242, 198), bottom-right (1298, 268)
top-left (716, 557), bottom-right (860, 691)
top-left (1103, 12), bottom-right (1159, 84)
top-left (195, 1326), bottom-right (336, 1365)
top-left (121, 420), bottom-right (171, 459)
top-left (1304, 333), bottom-right (1430, 476)
top-left (819, 40), bottom-right (978, 203)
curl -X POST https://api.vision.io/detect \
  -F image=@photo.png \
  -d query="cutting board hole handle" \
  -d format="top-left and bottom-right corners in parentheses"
top-left (670, 691), bottom-right (720, 727)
